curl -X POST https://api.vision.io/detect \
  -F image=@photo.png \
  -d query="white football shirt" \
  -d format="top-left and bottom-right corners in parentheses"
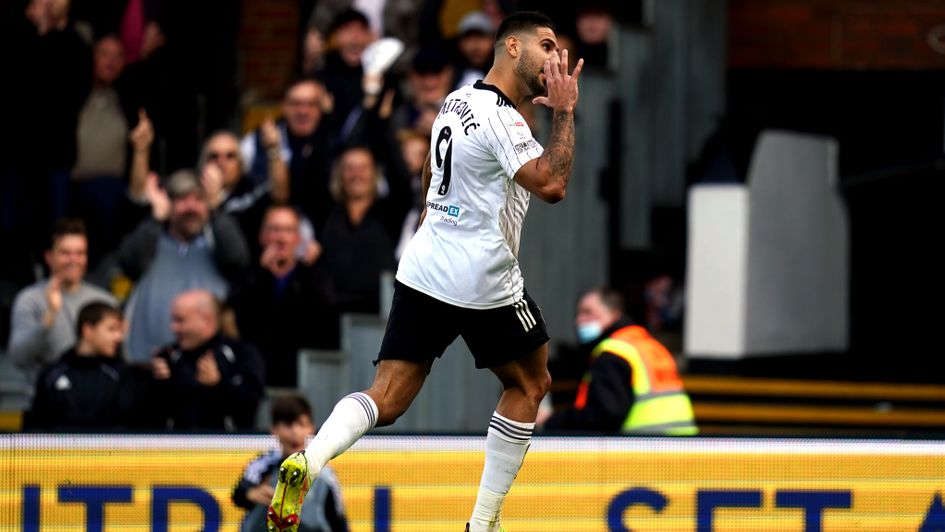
top-left (397, 81), bottom-right (544, 309)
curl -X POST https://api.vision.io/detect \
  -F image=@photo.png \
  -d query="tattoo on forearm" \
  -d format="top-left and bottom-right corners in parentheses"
top-left (539, 110), bottom-right (575, 182)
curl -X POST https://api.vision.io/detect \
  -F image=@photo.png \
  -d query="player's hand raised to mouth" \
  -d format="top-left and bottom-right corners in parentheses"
top-left (532, 49), bottom-right (584, 113)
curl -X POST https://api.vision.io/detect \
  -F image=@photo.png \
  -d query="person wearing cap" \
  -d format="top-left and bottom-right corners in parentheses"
top-left (118, 169), bottom-right (250, 365)
top-left (318, 9), bottom-right (377, 133)
top-left (453, 11), bottom-right (496, 90)
top-left (396, 47), bottom-right (454, 134)
top-left (306, 0), bottom-right (424, 75)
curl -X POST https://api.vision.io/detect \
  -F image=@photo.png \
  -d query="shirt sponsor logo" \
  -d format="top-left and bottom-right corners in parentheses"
top-left (427, 201), bottom-right (461, 218)
top-left (514, 139), bottom-right (538, 154)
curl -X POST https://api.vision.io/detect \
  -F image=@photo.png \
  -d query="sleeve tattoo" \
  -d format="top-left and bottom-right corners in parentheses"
top-left (538, 110), bottom-right (575, 184)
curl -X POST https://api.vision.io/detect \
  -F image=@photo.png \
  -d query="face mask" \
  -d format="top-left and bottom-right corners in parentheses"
top-left (577, 321), bottom-right (604, 344)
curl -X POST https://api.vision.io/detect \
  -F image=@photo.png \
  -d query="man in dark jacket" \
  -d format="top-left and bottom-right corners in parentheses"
top-left (540, 287), bottom-right (697, 435)
top-left (233, 206), bottom-right (338, 387)
top-left (27, 301), bottom-right (136, 430)
top-left (147, 289), bottom-right (264, 431)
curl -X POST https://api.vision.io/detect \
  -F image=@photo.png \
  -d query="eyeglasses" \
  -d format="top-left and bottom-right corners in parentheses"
top-left (208, 151), bottom-right (238, 161)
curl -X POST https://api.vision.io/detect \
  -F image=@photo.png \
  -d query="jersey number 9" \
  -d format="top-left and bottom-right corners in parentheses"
top-left (435, 126), bottom-right (453, 195)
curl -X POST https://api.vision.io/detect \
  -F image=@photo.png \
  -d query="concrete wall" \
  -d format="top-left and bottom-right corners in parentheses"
top-left (685, 130), bottom-right (849, 359)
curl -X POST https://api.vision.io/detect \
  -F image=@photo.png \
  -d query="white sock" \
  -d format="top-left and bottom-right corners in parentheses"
top-left (304, 392), bottom-right (378, 474)
top-left (469, 412), bottom-right (534, 531)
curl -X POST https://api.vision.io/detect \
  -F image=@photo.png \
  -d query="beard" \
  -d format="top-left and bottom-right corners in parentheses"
top-left (516, 49), bottom-right (546, 98)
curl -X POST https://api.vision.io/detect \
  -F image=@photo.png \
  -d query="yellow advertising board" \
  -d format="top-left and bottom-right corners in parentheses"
top-left (2, 435), bottom-right (945, 531)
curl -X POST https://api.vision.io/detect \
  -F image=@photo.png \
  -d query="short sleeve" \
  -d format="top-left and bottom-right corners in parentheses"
top-left (482, 107), bottom-right (544, 180)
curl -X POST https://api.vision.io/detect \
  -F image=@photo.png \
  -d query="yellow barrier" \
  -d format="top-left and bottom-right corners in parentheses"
top-left (2, 435), bottom-right (945, 531)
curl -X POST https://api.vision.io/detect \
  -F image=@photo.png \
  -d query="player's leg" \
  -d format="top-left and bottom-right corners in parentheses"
top-left (269, 281), bottom-right (456, 530)
top-left (307, 358), bottom-right (433, 472)
top-left (491, 343), bottom-right (551, 421)
top-left (468, 343), bottom-right (551, 532)
top-left (268, 359), bottom-right (431, 531)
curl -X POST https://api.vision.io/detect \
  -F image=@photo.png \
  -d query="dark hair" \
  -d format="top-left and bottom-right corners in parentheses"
top-left (76, 301), bottom-right (122, 338)
top-left (272, 394), bottom-right (313, 425)
top-left (412, 46), bottom-right (450, 74)
top-left (328, 8), bottom-right (370, 36)
top-left (283, 75), bottom-right (325, 98)
top-left (591, 286), bottom-right (625, 313)
top-left (494, 11), bottom-right (556, 45)
top-left (49, 218), bottom-right (87, 250)
top-left (94, 33), bottom-right (123, 48)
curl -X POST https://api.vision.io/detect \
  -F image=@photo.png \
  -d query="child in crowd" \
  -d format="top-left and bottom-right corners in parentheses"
top-left (233, 395), bottom-right (349, 532)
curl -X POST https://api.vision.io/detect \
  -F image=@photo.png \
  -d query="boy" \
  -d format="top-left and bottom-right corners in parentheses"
top-left (233, 395), bottom-right (348, 532)
top-left (27, 301), bottom-right (134, 430)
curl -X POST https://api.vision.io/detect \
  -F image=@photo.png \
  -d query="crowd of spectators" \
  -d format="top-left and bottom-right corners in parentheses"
top-left (1, 0), bottom-right (619, 433)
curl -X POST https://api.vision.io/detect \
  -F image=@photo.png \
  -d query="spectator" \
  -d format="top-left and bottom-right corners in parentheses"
top-left (305, 0), bottom-right (422, 76)
top-left (8, 219), bottom-right (118, 400)
top-left (146, 289), bottom-right (264, 431)
top-left (318, 9), bottom-right (375, 128)
top-left (232, 206), bottom-right (337, 387)
top-left (320, 142), bottom-right (411, 315)
top-left (26, 301), bottom-right (136, 430)
top-left (396, 47), bottom-right (453, 135)
top-left (574, 3), bottom-right (614, 69)
top-left (240, 78), bottom-right (336, 234)
top-left (453, 11), bottom-right (495, 89)
top-left (199, 130), bottom-right (288, 251)
top-left (119, 170), bottom-right (249, 364)
top-left (300, 25), bottom-right (327, 76)
top-left (70, 34), bottom-right (151, 267)
top-left (119, 0), bottom-right (239, 172)
top-left (24, 0), bottom-right (93, 224)
top-left (0, 0), bottom-right (91, 283)
top-left (539, 288), bottom-right (697, 435)
top-left (232, 394), bottom-right (348, 532)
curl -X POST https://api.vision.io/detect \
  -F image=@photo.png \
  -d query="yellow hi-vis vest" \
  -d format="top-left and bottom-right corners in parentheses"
top-left (575, 325), bottom-right (698, 435)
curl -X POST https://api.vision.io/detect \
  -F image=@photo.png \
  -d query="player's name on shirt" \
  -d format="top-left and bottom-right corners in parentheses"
top-left (438, 97), bottom-right (480, 135)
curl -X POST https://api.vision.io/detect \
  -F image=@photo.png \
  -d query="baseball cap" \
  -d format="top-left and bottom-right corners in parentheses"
top-left (458, 11), bottom-right (495, 36)
top-left (328, 9), bottom-right (370, 37)
top-left (412, 47), bottom-right (450, 74)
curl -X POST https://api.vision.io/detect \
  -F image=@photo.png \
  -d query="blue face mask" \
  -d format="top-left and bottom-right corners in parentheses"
top-left (576, 321), bottom-right (604, 344)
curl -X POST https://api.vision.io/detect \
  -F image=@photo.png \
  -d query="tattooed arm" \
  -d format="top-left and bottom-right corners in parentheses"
top-left (513, 49), bottom-right (584, 204)
top-left (514, 109), bottom-right (575, 203)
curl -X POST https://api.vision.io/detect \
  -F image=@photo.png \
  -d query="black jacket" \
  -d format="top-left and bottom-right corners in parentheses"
top-left (27, 349), bottom-right (137, 431)
top-left (145, 334), bottom-right (265, 431)
top-left (319, 103), bottom-right (413, 315)
top-left (232, 263), bottom-right (339, 386)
